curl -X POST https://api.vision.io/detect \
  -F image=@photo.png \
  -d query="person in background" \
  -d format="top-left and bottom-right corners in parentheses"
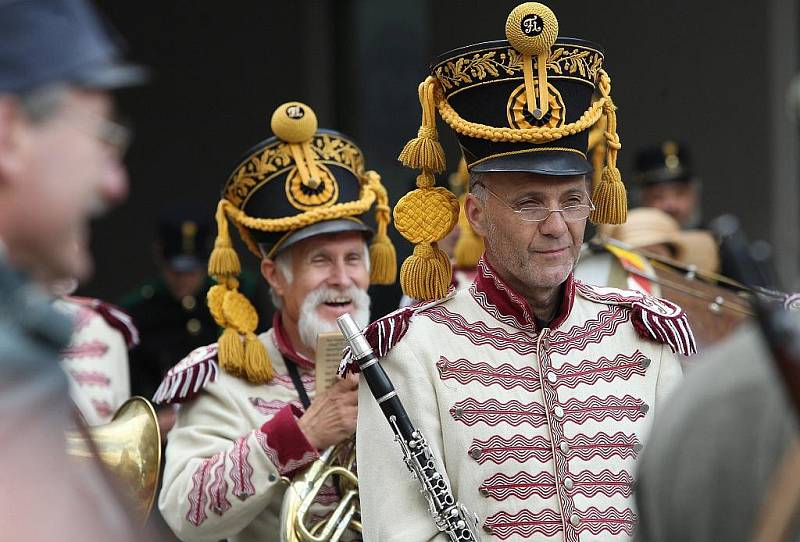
top-left (596, 207), bottom-right (720, 272)
top-left (634, 141), bottom-right (702, 229)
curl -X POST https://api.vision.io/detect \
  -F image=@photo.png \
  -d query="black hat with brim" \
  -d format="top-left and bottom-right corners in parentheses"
top-left (432, 38), bottom-right (602, 177)
top-left (0, 0), bottom-right (146, 93)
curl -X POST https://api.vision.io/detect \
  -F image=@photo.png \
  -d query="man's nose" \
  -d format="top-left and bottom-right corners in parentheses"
top-left (538, 209), bottom-right (569, 236)
top-left (99, 155), bottom-right (129, 208)
top-left (327, 259), bottom-right (353, 287)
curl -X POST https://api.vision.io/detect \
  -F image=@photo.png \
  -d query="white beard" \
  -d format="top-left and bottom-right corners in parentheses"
top-left (297, 284), bottom-right (371, 352)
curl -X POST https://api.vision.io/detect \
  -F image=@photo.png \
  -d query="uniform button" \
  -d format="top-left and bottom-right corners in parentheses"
top-left (453, 407), bottom-right (464, 419)
top-left (640, 357), bottom-right (651, 369)
top-left (182, 295), bottom-right (197, 310)
top-left (634, 443), bottom-right (644, 454)
top-left (268, 473), bottom-right (277, 482)
top-left (469, 448), bottom-right (482, 460)
top-left (570, 513), bottom-right (580, 526)
top-left (639, 403), bottom-right (650, 414)
top-left (546, 371), bottom-right (557, 384)
top-left (563, 477), bottom-right (574, 490)
top-left (553, 406), bottom-right (564, 418)
top-left (479, 487), bottom-right (490, 497)
top-left (559, 441), bottom-right (570, 454)
top-left (483, 525), bottom-right (494, 535)
top-left (186, 318), bottom-right (202, 335)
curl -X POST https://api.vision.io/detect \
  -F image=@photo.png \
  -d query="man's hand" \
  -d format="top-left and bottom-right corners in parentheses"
top-left (297, 374), bottom-right (358, 450)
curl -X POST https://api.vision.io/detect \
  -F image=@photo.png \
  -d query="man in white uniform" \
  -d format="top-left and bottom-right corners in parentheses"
top-left (156, 101), bottom-right (396, 541)
top-left (351, 3), bottom-right (693, 541)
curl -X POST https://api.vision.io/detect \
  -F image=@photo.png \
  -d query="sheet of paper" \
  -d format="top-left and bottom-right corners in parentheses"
top-left (315, 331), bottom-right (346, 394)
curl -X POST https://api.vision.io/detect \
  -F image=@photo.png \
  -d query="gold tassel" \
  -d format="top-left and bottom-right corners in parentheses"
top-left (454, 195), bottom-right (484, 268)
top-left (398, 77), bottom-right (446, 173)
top-left (589, 70), bottom-right (627, 225)
top-left (212, 285), bottom-right (271, 383)
top-left (243, 332), bottom-right (273, 383)
top-left (400, 242), bottom-right (452, 300)
top-left (369, 232), bottom-right (397, 285)
top-left (217, 327), bottom-right (245, 377)
top-left (208, 200), bottom-right (241, 278)
top-left (589, 165), bottom-right (627, 225)
top-left (365, 172), bottom-right (397, 285)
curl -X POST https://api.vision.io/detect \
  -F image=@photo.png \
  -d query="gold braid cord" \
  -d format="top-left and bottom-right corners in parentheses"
top-left (435, 77), bottom-right (606, 143)
top-left (224, 187), bottom-right (377, 233)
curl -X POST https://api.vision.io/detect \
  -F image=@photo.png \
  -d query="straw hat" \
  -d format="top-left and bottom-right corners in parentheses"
top-left (598, 207), bottom-right (719, 273)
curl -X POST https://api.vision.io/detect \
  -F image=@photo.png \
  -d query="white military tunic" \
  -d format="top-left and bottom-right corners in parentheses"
top-left (155, 315), bottom-right (340, 542)
top-left (355, 258), bottom-right (691, 542)
top-left (56, 296), bottom-right (137, 425)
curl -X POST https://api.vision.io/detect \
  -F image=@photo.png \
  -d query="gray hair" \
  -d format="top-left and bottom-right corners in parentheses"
top-left (268, 241), bottom-right (371, 309)
top-left (469, 172), bottom-right (488, 201)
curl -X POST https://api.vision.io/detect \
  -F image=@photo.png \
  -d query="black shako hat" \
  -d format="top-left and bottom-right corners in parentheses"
top-left (203, 101), bottom-right (396, 385)
top-left (156, 206), bottom-right (213, 272)
top-left (0, 0), bottom-right (145, 93)
top-left (634, 141), bottom-right (694, 186)
top-left (392, 2), bottom-right (627, 302)
top-left (432, 36), bottom-right (603, 176)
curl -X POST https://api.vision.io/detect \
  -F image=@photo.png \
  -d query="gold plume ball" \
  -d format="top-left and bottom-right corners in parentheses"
top-left (505, 2), bottom-right (559, 56)
top-left (270, 101), bottom-right (318, 143)
top-left (393, 187), bottom-right (459, 244)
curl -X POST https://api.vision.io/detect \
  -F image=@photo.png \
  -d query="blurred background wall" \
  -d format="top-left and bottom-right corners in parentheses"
top-left (90, 0), bottom-right (800, 317)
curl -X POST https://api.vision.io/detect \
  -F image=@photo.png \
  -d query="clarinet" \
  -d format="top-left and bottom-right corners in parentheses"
top-left (337, 314), bottom-right (479, 542)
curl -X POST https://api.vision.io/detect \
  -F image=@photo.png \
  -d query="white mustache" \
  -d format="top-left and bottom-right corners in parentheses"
top-left (297, 285), bottom-right (370, 352)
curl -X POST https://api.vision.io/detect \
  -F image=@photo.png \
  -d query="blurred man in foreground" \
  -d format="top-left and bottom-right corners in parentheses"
top-left (0, 0), bottom-right (151, 538)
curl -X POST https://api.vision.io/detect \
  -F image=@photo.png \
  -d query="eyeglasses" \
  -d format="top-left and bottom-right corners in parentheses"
top-left (478, 184), bottom-right (595, 222)
top-left (61, 109), bottom-right (132, 158)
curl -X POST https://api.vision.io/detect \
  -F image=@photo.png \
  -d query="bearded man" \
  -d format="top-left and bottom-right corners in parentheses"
top-left (155, 101), bottom-right (396, 541)
top-left (352, 3), bottom-right (693, 541)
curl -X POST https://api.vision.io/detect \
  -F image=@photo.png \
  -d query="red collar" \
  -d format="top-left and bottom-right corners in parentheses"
top-left (469, 256), bottom-right (575, 332)
top-left (272, 312), bottom-right (315, 370)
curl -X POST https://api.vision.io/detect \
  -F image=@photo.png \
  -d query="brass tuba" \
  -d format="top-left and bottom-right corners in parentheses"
top-left (66, 396), bottom-right (162, 524)
top-left (280, 439), bottom-right (361, 542)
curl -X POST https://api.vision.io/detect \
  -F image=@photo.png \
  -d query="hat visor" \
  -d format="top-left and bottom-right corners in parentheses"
top-left (470, 150), bottom-right (593, 177)
top-left (271, 219), bottom-right (373, 258)
top-left (166, 255), bottom-right (207, 273)
top-left (72, 61), bottom-right (148, 90)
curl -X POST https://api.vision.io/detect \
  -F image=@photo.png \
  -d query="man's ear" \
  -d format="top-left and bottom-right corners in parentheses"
top-left (260, 257), bottom-right (286, 297)
top-left (0, 98), bottom-right (28, 187)
top-left (465, 192), bottom-right (488, 237)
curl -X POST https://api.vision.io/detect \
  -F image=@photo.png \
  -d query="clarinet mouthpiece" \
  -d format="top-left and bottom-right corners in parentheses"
top-left (337, 313), bottom-right (372, 360)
